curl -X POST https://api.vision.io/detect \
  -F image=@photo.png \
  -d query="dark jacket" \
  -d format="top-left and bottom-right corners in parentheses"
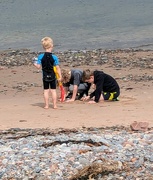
top-left (90, 70), bottom-right (120, 102)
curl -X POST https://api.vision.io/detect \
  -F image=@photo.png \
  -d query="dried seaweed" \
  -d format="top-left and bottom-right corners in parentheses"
top-left (69, 159), bottom-right (129, 180)
top-left (0, 128), bottom-right (78, 140)
top-left (42, 139), bottom-right (109, 148)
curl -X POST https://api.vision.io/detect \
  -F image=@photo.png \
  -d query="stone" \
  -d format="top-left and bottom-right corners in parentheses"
top-left (130, 121), bottom-right (149, 131)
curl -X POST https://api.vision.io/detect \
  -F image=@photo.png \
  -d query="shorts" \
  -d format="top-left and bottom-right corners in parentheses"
top-left (43, 79), bottom-right (56, 90)
top-left (103, 90), bottom-right (120, 101)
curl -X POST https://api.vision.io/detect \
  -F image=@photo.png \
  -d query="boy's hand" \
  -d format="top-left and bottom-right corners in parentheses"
top-left (88, 100), bottom-right (96, 104)
top-left (66, 98), bottom-right (75, 102)
top-left (82, 96), bottom-right (90, 101)
top-left (57, 78), bottom-right (62, 82)
top-left (58, 96), bottom-right (66, 102)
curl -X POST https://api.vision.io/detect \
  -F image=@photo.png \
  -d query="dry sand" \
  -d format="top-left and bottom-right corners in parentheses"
top-left (0, 50), bottom-right (153, 130)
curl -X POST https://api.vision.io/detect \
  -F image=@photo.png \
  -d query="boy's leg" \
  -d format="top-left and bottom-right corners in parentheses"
top-left (43, 81), bottom-right (50, 109)
top-left (50, 89), bottom-right (57, 109)
top-left (44, 89), bottom-right (50, 109)
top-left (112, 91), bottom-right (120, 101)
top-left (69, 83), bottom-right (87, 93)
top-left (69, 83), bottom-right (89, 100)
top-left (99, 94), bottom-right (104, 102)
top-left (50, 80), bottom-right (57, 109)
top-left (103, 91), bottom-right (119, 101)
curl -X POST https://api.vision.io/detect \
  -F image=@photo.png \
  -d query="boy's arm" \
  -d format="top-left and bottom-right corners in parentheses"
top-left (66, 71), bottom-right (80, 102)
top-left (33, 63), bottom-right (41, 69)
top-left (90, 91), bottom-right (95, 99)
top-left (33, 54), bottom-right (43, 69)
top-left (93, 81), bottom-right (103, 102)
top-left (66, 85), bottom-right (78, 102)
top-left (71, 85), bottom-right (78, 100)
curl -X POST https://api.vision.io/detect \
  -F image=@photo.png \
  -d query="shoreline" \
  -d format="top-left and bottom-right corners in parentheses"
top-left (1, 45), bottom-right (153, 53)
top-left (1, 38), bottom-right (153, 53)
top-left (1, 47), bottom-right (153, 68)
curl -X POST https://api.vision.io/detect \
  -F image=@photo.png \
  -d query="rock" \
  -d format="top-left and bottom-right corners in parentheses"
top-left (130, 121), bottom-right (149, 131)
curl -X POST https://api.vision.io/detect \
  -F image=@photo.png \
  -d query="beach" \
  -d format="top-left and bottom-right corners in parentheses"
top-left (0, 48), bottom-right (153, 179)
top-left (0, 48), bottom-right (153, 130)
top-left (0, 0), bottom-right (153, 178)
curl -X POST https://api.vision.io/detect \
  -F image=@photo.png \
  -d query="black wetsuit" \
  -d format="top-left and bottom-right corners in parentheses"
top-left (41, 52), bottom-right (56, 89)
top-left (90, 70), bottom-right (120, 102)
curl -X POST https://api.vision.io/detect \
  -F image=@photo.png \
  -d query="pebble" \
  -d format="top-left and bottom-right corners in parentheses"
top-left (0, 127), bottom-right (153, 179)
top-left (0, 48), bottom-right (153, 71)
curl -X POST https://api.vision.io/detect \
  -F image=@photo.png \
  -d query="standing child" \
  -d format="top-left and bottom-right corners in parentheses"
top-left (34, 37), bottom-right (61, 109)
top-left (82, 69), bottom-right (120, 103)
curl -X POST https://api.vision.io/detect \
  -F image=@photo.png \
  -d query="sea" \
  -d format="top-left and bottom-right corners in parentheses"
top-left (0, 0), bottom-right (153, 52)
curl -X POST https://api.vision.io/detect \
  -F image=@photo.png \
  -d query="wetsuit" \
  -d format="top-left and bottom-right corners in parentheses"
top-left (37, 52), bottom-right (59, 89)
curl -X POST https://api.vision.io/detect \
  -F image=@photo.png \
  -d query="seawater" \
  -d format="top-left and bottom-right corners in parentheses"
top-left (0, 0), bottom-right (153, 51)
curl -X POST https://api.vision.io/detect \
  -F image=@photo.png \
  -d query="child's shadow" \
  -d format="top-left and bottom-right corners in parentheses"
top-left (31, 103), bottom-right (44, 108)
top-left (31, 103), bottom-right (65, 109)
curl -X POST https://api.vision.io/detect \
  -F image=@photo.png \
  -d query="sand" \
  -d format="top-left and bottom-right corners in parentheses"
top-left (0, 50), bottom-right (153, 130)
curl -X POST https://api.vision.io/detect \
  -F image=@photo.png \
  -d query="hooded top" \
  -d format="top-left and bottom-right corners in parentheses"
top-left (90, 70), bottom-right (120, 102)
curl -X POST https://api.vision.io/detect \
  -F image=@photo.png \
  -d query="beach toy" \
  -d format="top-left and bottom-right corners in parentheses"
top-left (53, 66), bottom-right (65, 102)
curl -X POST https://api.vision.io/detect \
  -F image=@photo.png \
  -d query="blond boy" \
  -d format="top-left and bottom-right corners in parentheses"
top-left (34, 37), bottom-right (61, 109)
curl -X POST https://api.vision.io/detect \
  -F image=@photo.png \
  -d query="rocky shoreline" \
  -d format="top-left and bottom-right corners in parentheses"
top-left (0, 127), bottom-right (153, 180)
top-left (0, 48), bottom-right (153, 68)
top-left (0, 48), bottom-right (153, 83)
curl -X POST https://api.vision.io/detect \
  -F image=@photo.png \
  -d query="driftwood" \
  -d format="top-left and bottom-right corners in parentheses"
top-left (69, 159), bottom-right (129, 180)
top-left (42, 139), bottom-right (109, 148)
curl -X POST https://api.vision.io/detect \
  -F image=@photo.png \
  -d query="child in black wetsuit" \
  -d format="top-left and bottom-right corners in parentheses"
top-left (34, 37), bottom-right (62, 109)
top-left (82, 69), bottom-right (120, 104)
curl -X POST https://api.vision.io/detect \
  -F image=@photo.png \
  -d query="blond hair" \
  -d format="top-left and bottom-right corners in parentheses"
top-left (61, 69), bottom-right (71, 83)
top-left (41, 37), bottom-right (53, 49)
top-left (82, 69), bottom-right (94, 81)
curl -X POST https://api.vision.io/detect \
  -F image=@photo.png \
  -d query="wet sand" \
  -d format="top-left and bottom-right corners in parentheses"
top-left (0, 49), bottom-right (153, 130)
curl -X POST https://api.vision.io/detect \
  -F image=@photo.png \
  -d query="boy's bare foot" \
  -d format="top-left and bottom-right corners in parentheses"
top-left (53, 106), bottom-right (58, 109)
top-left (44, 106), bottom-right (49, 109)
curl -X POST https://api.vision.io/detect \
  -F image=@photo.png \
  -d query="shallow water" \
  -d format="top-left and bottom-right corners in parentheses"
top-left (0, 0), bottom-right (153, 51)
